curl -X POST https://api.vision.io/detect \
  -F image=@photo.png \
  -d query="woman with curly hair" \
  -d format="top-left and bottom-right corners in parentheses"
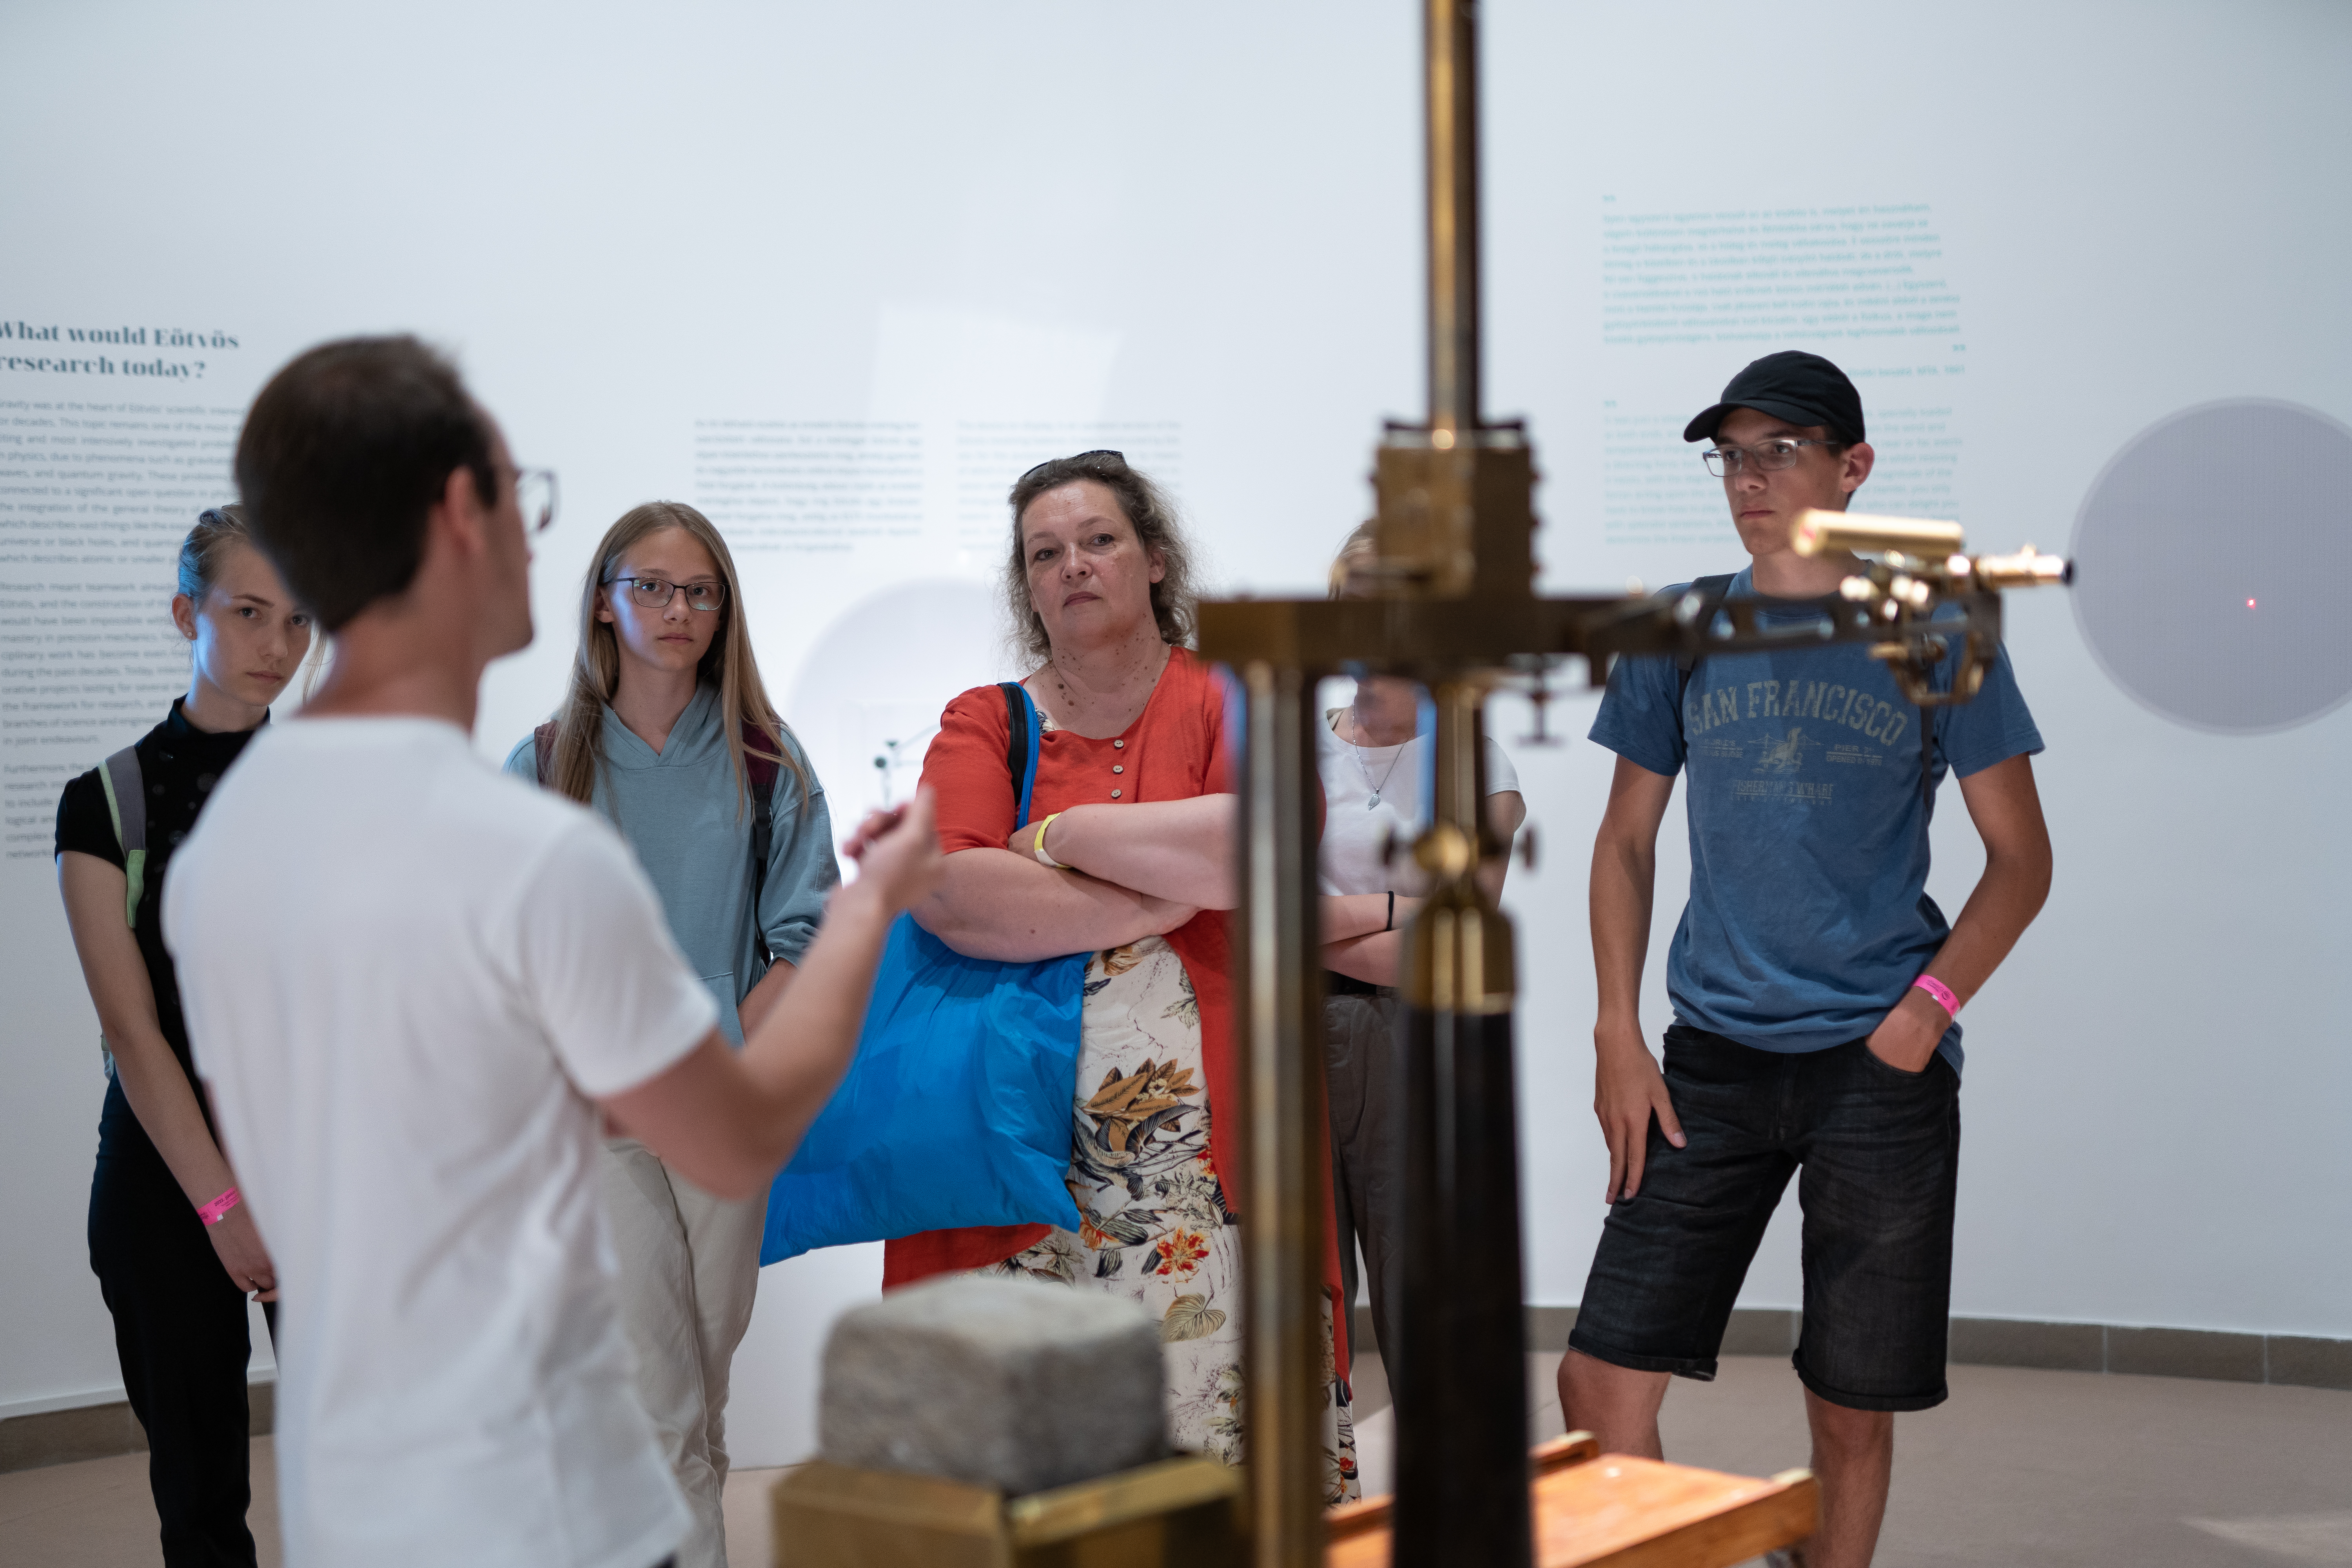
top-left (885, 452), bottom-right (1360, 1504)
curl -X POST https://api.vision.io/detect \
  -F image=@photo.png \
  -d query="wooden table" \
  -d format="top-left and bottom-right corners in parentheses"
top-left (1327, 1435), bottom-right (1818, 1568)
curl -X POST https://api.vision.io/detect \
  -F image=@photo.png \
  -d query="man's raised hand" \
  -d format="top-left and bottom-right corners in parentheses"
top-left (840, 789), bottom-right (944, 913)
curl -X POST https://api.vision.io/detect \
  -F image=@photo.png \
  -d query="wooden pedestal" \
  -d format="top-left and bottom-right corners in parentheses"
top-left (771, 1436), bottom-right (1814, 1568)
top-left (1328, 1435), bottom-right (1819, 1568)
top-left (772, 1452), bottom-right (1247, 1568)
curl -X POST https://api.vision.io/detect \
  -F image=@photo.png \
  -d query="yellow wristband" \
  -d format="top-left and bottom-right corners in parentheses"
top-left (1033, 811), bottom-right (1069, 870)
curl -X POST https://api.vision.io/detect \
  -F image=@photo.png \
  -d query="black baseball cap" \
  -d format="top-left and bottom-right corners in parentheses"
top-left (1683, 350), bottom-right (1865, 446)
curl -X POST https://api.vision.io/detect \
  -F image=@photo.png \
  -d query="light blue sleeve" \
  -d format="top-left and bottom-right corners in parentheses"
top-left (759, 733), bottom-right (840, 967)
top-left (500, 734), bottom-right (540, 783)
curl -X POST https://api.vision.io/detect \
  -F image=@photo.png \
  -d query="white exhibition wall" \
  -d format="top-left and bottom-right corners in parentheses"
top-left (4, 0), bottom-right (2347, 1463)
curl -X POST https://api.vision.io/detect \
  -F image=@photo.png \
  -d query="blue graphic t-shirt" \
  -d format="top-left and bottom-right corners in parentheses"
top-left (1588, 568), bottom-right (2043, 1073)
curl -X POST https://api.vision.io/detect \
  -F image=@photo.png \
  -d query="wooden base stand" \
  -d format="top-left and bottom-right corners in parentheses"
top-left (1330, 1435), bottom-right (1819, 1568)
top-left (771, 1436), bottom-right (1812, 1568)
top-left (772, 1452), bottom-right (1246, 1568)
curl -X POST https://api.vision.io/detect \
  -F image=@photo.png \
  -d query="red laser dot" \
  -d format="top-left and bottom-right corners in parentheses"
top-left (2247, 598), bottom-right (2257, 609)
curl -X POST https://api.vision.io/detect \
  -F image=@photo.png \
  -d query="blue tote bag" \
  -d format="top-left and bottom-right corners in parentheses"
top-left (760, 683), bottom-right (1087, 1264)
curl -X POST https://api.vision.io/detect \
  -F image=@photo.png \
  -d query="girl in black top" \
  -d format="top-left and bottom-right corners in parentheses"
top-left (54, 506), bottom-right (313, 1568)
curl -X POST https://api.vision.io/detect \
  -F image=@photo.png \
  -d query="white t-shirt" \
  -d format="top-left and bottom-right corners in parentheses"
top-left (1316, 705), bottom-right (1521, 896)
top-left (163, 717), bottom-right (716, 1568)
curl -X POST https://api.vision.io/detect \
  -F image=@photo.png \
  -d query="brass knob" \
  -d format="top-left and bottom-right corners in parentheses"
top-left (1412, 822), bottom-right (1475, 880)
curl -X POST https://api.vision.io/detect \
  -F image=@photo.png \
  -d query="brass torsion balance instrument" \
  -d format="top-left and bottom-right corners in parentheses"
top-left (1198, 3), bottom-right (2068, 1566)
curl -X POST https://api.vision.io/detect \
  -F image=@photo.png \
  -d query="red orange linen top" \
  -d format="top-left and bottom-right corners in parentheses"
top-left (882, 648), bottom-right (1233, 1281)
top-left (881, 650), bottom-right (1347, 1365)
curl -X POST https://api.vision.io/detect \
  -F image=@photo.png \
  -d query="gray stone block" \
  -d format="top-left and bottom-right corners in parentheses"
top-left (819, 1274), bottom-right (1166, 1495)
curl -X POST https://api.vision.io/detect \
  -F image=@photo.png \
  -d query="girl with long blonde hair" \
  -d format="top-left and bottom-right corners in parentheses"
top-left (505, 501), bottom-right (835, 1568)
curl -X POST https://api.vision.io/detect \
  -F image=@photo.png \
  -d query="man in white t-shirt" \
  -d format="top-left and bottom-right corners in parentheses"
top-left (1314, 524), bottom-right (1527, 1371)
top-left (163, 336), bottom-right (940, 1568)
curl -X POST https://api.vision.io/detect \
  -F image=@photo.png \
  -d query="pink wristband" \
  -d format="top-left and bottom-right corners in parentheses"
top-left (1911, 974), bottom-right (1960, 1018)
top-left (196, 1187), bottom-right (240, 1227)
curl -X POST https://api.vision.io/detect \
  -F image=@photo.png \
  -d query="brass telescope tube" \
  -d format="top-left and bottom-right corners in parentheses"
top-left (1390, 679), bottom-right (1530, 1568)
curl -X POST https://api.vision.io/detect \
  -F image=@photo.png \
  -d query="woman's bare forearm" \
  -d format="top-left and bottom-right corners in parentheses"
top-left (108, 1031), bottom-right (236, 1203)
top-left (1323, 932), bottom-right (1403, 986)
top-left (913, 847), bottom-right (1194, 962)
top-left (1027, 795), bottom-right (1238, 909)
top-left (58, 852), bottom-right (236, 1207)
top-left (1321, 893), bottom-right (1409, 986)
top-left (1321, 892), bottom-right (1412, 943)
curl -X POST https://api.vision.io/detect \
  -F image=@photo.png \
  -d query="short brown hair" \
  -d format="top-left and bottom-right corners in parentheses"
top-left (234, 336), bottom-right (497, 632)
top-left (1002, 452), bottom-right (1196, 662)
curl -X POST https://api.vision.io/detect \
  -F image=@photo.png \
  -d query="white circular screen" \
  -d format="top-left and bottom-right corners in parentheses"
top-left (2073, 399), bottom-right (2352, 733)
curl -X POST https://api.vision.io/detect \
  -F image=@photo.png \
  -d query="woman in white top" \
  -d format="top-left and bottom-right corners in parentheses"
top-left (1318, 520), bottom-right (1526, 1369)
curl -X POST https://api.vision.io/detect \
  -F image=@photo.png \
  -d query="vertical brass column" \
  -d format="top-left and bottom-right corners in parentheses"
top-left (1392, 679), bottom-right (1530, 1568)
top-left (1221, 2), bottom-right (1535, 1564)
top-left (1234, 660), bottom-right (1332, 1568)
top-left (1425, 0), bottom-right (1479, 440)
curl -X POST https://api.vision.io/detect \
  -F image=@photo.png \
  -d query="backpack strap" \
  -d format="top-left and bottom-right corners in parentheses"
top-left (998, 681), bottom-right (1042, 823)
top-left (1919, 682), bottom-right (1938, 811)
top-left (97, 746), bottom-right (145, 928)
top-left (1672, 575), bottom-right (1738, 742)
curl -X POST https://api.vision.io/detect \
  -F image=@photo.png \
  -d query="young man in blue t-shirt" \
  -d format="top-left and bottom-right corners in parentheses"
top-left (1559, 351), bottom-right (2053, 1568)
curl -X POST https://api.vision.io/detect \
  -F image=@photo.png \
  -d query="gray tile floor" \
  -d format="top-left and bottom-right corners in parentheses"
top-left (2, 1356), bottom-right (2346, 1566)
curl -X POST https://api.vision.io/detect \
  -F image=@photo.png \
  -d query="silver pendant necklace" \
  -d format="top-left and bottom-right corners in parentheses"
top-left (1350, 710), bottom-right (1408, 808)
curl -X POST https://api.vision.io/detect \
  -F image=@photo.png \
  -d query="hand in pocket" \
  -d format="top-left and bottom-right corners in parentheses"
top-left (1863, 991), bottom-right (1944, 1075)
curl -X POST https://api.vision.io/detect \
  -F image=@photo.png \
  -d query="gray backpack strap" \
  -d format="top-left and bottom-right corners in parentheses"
top-left (1921, 700), bottom-right (1936, 810)
top-left (96, 746), bottom-right (146, 928)
top-left (1672, 575), bottom-right (1738, 743)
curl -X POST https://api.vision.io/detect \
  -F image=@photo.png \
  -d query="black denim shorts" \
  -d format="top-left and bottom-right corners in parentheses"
top-left (1568, 1024), bottom-right (1961, 1412)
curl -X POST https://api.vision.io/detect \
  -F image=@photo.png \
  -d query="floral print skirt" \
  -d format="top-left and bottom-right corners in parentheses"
top-left (983, 936), bottom-right (1359, 1505)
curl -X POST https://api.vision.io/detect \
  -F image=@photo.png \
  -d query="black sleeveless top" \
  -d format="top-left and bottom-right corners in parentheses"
top-left (55, 699), bottom-right (262, 1166)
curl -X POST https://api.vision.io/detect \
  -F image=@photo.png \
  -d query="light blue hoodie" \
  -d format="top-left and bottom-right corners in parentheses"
top-left (504, 684), bottom-right (837, 1045)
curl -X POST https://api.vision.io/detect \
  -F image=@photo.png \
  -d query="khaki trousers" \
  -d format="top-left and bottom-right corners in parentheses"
top-left (602, 1138), bottom-right (765, 1568)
